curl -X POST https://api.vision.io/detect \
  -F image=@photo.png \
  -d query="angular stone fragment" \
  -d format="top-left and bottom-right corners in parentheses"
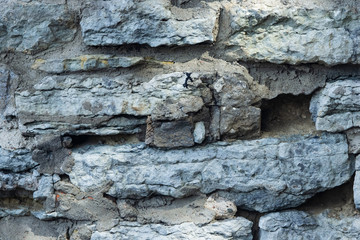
top-left (346, 128), bottom-right (360, 154)
top-left (0, 2), bottom-right (76, 54)
top-left (193, 122), bottom-right (206, 144)
top-left (310, 79), bottom-right (360, 132)
top-left (69, 133), bottom-right (351, 212)
top-left (353, 155), bottom-right (360, 210)
top-left (0, 147), bottom-right (36, 172)
top-left (0, 64), bottom-right (18, 119)
top-left (80, 0), bottom-right (220, 47)
top-left (204, 194), bottom-right (237, 220)
top-left (91, 217), bottom-right (253, 240)
top-left (227, 7), bottom-right (360, 65)
top-left (259, 210), bottom-right (360, 239)
top-left (152, 121), bottom-right (194, 148)
top-left (15, 72), bottom-right (205, 135)
top-left (32, 55), bottom-right (145, 73)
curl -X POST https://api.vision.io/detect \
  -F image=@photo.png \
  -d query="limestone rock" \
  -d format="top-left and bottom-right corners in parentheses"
top-left (80, 0), bottom-right (220, 47)
top-left (204, 194), bottom-right (237, 220)
top-left (353, 155), bottom-right (360, 210)
top-left (193, 122), bottom-right (206, 144)
top-left (152, 121), bottom-right (194, 148)
top-left (0, 64), bottom-right (18, 119)
top-left (91, 217), bottom-right (253, 240)
top-left (0, 171), bottom-right (39, 191)
top-left (0, 147), bottom-right (36, 172)
top-left (227, 7), bottom-right (360, 65)
top-left (310, 79), bottom-right (360, 132)
top-left (69, 133), bottom-right (351, 212)
top-left (15, 72), bottom-right (205, 135)
top-left (259, 210), bottom-right (360, 239)
top-left (33, 175), bottom-right (54, 200)
top-left (346, 128), bottom-right (360, 154)
top-left (32, 55), bottom-right (145, 73)
top-left (0, 1), bottom-right (76, 54)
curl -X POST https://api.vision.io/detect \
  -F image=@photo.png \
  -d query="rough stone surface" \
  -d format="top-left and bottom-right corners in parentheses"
top-left (69, 133), bottom-right (352, 212)
top-left (0, 170), bottom-right (39, 191)
top-left (259, 210), bottom-right (360, 239)
top-left (193, 121), bottom-right (206, 144)
top-left (15, 72), bottom-right (206, 135)
top-left (204, 194), bottom-right (237, 220)
top-left (91, 217), bottom-right (252, 240)
top-left (310, 79), bottom-right (360, 132)
top-left (152, 121), bottom-right (194, 148)
top-left (32, 55), bottom-right (145, 73)
top-left (347, 128), bottom-right (360, 154)
top-left (0, 1), bottom-right (76, 54)
top-left (0, 216), bottom-right (75, 240)
top-left (0, 147), bottom-right (36, 172)
top-left (227, 7), bottom-right (360, 65)
top-left (81, 0), bottom-right (220, 47)
top-left (33, 175), bottom-right (54, 200)
top-left (353, 155), bottom-right (360, 210)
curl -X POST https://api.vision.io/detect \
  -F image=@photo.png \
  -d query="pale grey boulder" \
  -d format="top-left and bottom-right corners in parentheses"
top-left (91, 217), bottom-right (253, 240)
top-left (259, 210), bottom-right (360, 240)
top-left (353, 155), bottom-right (360, 210)
top-left (0, 1), bottom-right (76, 54)
top-left (69, 133), bottom-right (352, 212)
top-left (310, 79), bottom-right (360, 132)
top-left (80, 0), bottom-right (220, 47)
top-left (227, 7), bottom-right (360, 65)
top-left (0, 147), bottom-right (36, 173)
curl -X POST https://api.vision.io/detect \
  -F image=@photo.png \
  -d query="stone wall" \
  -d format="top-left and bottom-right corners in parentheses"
top-left (1, 0), bottom-right (360, 239)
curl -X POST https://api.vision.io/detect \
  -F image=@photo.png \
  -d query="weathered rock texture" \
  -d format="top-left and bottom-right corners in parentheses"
top-left (68, 133), bottom-right (352, 212)
top-left (259, 210), bottom-right (360, 239)
top-left (1, 0), bottom-right (360, 238)
top-left (81, 0), bottom-right (220, 47)
top-left (227, 7), bottom-right (360, 65)
top-left (310, 79), bottom-right (360, 132)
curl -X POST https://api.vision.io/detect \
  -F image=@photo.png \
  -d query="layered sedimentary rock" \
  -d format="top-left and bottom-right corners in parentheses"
top-left (68, 133), bottom-right (352, 212)
top-left (310, 79), bottom-right (360, 132)
top-left (227, 7), bottom-right (360, 65)
top-left (0, 147), bottom-right (35, 172)
top-left (91, 218), bottom-right (253, 240)
top-left (259, 210), bottom-right (360, 239)
top-left (80, 0), bottom-right (220, 47)
top-left (0, 1), bottom-right (76, 54)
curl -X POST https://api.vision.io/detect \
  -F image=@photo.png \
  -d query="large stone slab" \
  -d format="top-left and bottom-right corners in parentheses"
top-left (259, 210), bottom-right (360, 239)
top-left (0, 1), bottom-right (76, 54)
top-left (310, 79), bottom-right (360, 132)
top-left (0, 147), bottom-right (36, 173)
top-left (91, 217), bottom-right (252, 240)
top-left (68, 133), bottom-right (352, 212)
top-left (15, 72), bottom-right (205, 135)
top-left (80, 0), bottom-right (220, 47)
top-left (227, 7), bottom-right (360, 65)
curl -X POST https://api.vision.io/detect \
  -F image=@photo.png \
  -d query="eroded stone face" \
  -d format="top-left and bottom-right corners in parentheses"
top-left (80, 0), bottom-right (220, 47)
top-left (227, 7), bottom-right (360, 65)
top-left (91, 217), bottom-right (253, 240)
top-left (310, 79), bottom-right (360, 132)
top-left (259, 210), bottom-right (360, 239)
top-left (0, 147), bottom-right (36, 173)
top-left (69, 133), bottom-right (352, 212)
top-left (0, 1), bottom-right (76, 54)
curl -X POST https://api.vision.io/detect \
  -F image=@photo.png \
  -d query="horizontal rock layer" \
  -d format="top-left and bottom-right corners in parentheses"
top-left (69, 133), bottom-right (352, 212)
top-left (227, 7), bottom-right (360, 65)
top-left (259, 210), bottom-right (360, 239)
top-left (32, 55), bottom-right (145, 73)
top-left (310, 79), bottom-right (360, 132)
top-left (91, 218), bottom-right (252, 240)
top-left (80, 0), bottom-right (220, 47)
top-left (0, 147), bottom-right (36, 173)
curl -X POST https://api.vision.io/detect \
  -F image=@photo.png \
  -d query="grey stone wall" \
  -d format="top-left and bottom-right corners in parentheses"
top-left (1, 0), bottom-right (360, 239)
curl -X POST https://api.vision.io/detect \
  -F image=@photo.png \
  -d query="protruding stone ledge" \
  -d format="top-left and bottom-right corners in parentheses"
top-left (32, 55), bottom-right (146, 74)
top-left (80, 0), bottom-right (220, 47)
top-left (310, 79), bottom-right (360, 132)
top-left (68, 133), bottom-right (352, 212)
